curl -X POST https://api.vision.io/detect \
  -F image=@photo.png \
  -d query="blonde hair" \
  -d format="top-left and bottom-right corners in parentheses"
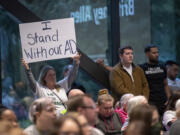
top-left (98, 94), bottom-right (114, 105)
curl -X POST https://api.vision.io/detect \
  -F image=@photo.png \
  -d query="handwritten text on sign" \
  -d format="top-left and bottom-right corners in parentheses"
top-left (19, 18), bottom-right (77, 63)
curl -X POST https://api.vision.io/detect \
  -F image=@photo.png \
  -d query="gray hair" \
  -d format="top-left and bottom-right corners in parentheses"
top-left (29, 97), bottom-right (54, 123)
top-left (120, 93), bottom-right (134, 108)
top-left (127, 96), bottom-right (147, 115)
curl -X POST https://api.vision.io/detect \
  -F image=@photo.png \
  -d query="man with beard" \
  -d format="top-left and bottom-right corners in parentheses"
top-left (140, 44), bottom-right (171, 116)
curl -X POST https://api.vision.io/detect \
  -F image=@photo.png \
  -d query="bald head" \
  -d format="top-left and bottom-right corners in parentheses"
top-left (68, 89), bottom-right (84, 98)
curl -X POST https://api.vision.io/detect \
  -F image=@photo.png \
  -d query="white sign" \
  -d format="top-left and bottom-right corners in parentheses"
top-left (19, 18), bottom-right (77, 63)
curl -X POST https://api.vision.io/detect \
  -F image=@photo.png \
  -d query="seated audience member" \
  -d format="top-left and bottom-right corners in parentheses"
top-left (150, 105), bottom-right (162, 135)
top-left (95, 94), bottom-right (122, 135)
top-left (128, 104), bottom-right (152, 135)
top-left (54, 115), bottom-right (83, 135)
top-left (125, 120), bottom-right (149, 135)
top-left (162, 90), bottom-right (180, 131)
top-left (67, 95), bottom-right (104, 135)
top-left (24, 97), bottom-right (57, 135)
top-left (66, 112), bottom-right (92, 135)
top-left (115, 93), bottom-right (134, 125)
top-left (169, 119), bottom-right (180, 135)
top-left (121, 95), bottom-right (148, 131)
top-left (168, 99), bottom-right (180, 135)
top-left (165, 60), bottom-right (180, 91)
top-left (0, 105), bottom-right (19, 128)
top-left (0, 120), bottom-right (25, 135)
top-left (68, 89), bottom-right (84, 98)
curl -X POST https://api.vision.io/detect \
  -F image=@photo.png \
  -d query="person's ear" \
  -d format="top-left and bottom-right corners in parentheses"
top-left (35, 112), bottom-right (41, 119)
top-left (119, 54), bottom-right (123, 59)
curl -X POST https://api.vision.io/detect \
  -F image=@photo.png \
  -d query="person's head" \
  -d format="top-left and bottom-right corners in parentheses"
top-left (129, 104), bottom-right (152, 126)
top-left (119, 46), bottom-right (133, 66)
top-left (166, 90), bottom-right (180, 110)
top-left (55, 115), bottom-right (83, 135)
top-left (125, 120), bottom-right (150, 135)
top-left (127, 96), bottom-right (148, 116)
top-left (97, 94), bottom-right (114, 117)
top-left (0, 106), bottom-right (18, 128)
top-left (67, 95), bottom-right (98, 126)
top-left (68, 89), bottom-right (84, 99)
top-left (166, 60), bottom-right (179, 80)
top-left (144, 44), bottom-right (159, 64)
top-left (29, 97), bottom-right (56, 130)
top-left (120, 93), bottom-right (134, 112)
top-left (0, 120), bottom-right (26, 135)
top-left (62, 65), bottom-right (73, 78)
top-left (38, 65), bottom-right (57, 88)
top-left (66, 112), bottom-right (91, 135)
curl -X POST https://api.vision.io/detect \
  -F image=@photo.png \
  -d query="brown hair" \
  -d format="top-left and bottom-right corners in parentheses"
top-left (118, 46), bottom-right (133, 55)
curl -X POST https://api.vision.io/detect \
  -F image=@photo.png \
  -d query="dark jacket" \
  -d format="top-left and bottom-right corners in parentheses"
top-left (95, 112), bottom-right (122, 135)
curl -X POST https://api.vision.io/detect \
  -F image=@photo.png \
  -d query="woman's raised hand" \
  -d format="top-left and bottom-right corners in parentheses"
top-left (72, 53), bottom-right (81, 64)
top-left (21, 58), bottom-right (30, 70)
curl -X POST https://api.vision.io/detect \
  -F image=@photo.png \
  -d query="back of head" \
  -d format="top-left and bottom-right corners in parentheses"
top-left (129, 104), bottom-right (152, 126)
top-left (54, 115), bottom-right (83, 135)
top-left (120, 93), bottom-right (134, 108)
top-left (68, 89), bottom-right (84, 99)
top-left (29, 97), bottom-right (54, 123)
top-left (144, 44), bottom-right (158, 53)
top-left (67, 95), bottom-right (87, 112)
top-left (125, 120), bottom-right (150, 135)
top-left (127, 96), bottom-right (147, 115)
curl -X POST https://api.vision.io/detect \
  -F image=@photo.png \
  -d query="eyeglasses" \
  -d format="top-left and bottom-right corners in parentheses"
top-left (82, 104), bottom-right (96, 109)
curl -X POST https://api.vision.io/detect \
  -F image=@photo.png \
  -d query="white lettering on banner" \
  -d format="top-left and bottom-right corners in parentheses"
top-left (93, 7), bottom-right (107, 25)
top-left (70, 5), bottom-right (92, 23)
top-left (19, 18), bottom-right (77, 63)
top-left (119, 0), bottom-right (134, 16)
top-left (70, 0), bottom-right (135, 25)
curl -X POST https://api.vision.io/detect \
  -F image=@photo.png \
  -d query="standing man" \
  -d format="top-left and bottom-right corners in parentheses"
top-left (140, 44), bottom-right (171, 115)
top-left (109, 46), bottom-right (149, 102)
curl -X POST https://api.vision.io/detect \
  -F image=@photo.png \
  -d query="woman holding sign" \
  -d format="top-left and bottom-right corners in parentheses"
top-left (22, 54), bottom-right (80, 116)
